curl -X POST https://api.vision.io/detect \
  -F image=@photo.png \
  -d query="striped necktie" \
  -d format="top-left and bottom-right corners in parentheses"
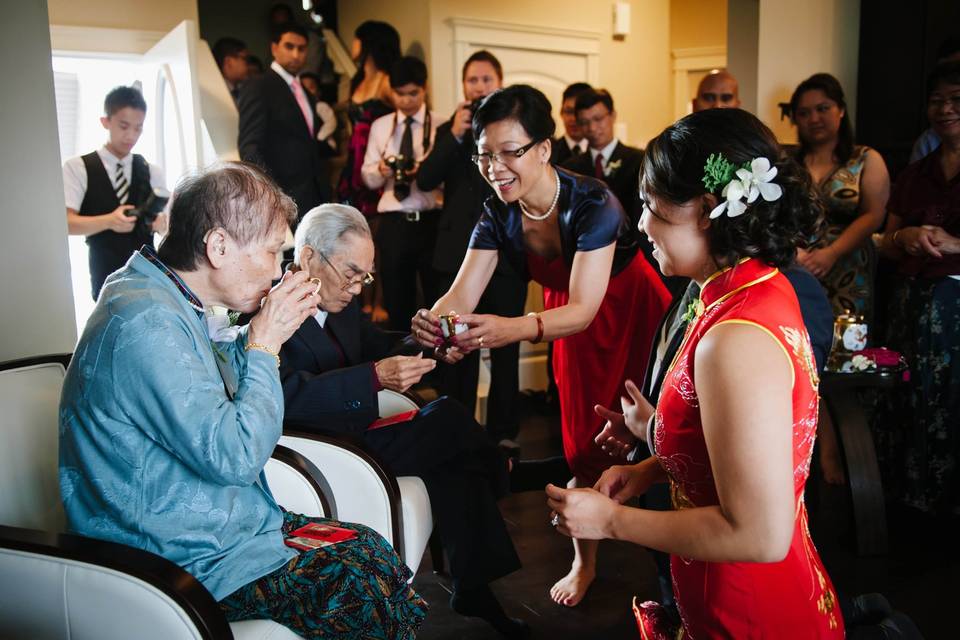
top-left (114, 161), bottom-right (129, 204)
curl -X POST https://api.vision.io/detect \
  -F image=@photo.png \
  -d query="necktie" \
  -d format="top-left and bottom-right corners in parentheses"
top-left (594, 153), bottom-right (605, 179)
top-left (395, 116), bottom-right (415, 201)
top-left (291, 79), bottom-right (314, 137)
top-left (114, 161), bottom-right (129, 204)
top-left (571, 144), bottom-right (582, 157)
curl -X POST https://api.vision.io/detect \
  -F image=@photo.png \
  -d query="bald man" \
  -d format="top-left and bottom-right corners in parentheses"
top-left (692, 70), bottom-right (740, 112)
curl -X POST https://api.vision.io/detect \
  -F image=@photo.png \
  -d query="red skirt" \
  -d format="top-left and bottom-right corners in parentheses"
top-left (528, 252), bottom-right (670, 485)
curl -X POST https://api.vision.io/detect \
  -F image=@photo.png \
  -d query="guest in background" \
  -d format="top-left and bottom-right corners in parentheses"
top-left (59, 162), bottom-right (426, 639)
top-left (300, 71), bottom-right (338, 154)
top-left (691, 69), bottom-right (740, 112)
top-left (338, 20), bottom-right (401, 323)
top-left (417, 50), bottom-right (527, 450)
top-left (238, 22), bottom-right (327, 216)
top-left (413, 85), bottom-right (670, 607)
top-left (551, 82), bottom-right (592, 165)
top-left (877, 61), bottom-right (960, 515)
top-left (281, 204), bottom-right (529, 638)
top-left (247, 54), bottom-right (264, 78)
top-left (550, 108), bottom-right (843, 639)
top-left (909, 36), bottom-right (960, 163)
top-left (790, 72), bottom-right (890, 323)
top-left (789, 72), bottom-right (890, 485)
top-left (362, 56), bottom-right (441, 332)
top-left (63, 85), bottom-right (167, 300)
top-left (212, 37), bottom-right (249, 104)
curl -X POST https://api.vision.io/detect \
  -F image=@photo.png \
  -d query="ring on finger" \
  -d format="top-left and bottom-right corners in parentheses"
top-left (478, 336), bottom-right (485, 347)
top-left (550, 513), bottom-right (560, 527)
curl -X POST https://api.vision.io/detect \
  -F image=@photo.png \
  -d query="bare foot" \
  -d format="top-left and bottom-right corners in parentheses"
top-left (549, 567), bottom-right (595, 607)
top-left (372, 305), bottom-right (390, 324)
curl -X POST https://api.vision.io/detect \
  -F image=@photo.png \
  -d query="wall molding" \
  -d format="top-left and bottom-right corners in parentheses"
top-left (50, 24), bottom-right (164, 55)
top-left (671, 46), bottom-right (727, 119)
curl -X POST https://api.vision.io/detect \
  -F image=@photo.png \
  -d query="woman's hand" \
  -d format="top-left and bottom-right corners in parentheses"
top-left (411, 308), bottom-right (444, 349)
top-left (593, 404), bottom-right (635, 457)
top-left (594, 464), bottom-right (657, 503)
top-left (896, 226), bottom-right (943, 258)
top-left (454, 313), bottom-right (524, 352)
top-left (248, 270), bottom-right (320, 353)
top-left (926, 226), bottom-right (960, 255)
top-left (546, 483), bottom-right (619, 540)
top-left (796, 246), bottom-right (837, 278)
top-left (620, 379), bottom-right (654, 439)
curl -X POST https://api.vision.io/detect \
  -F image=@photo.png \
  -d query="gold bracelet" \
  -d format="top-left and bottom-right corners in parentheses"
top-left (245, 342), bottom-right (280, 368)
top-left (527, 311), bottom-right (544, 344)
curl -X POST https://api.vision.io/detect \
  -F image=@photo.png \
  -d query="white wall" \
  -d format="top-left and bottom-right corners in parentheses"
top-left (758, 0), bottom-right (859, 143)
top-left (0, 0), bottom-right (77, 361)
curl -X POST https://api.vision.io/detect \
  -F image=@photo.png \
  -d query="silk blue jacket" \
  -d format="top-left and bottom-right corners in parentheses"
top-left (59, 250), bottom-right (296, 600)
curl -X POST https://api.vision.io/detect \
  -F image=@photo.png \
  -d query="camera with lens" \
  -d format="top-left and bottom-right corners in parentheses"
top-left (468, 97), bottom-right (484, 117)
top-left (385, 154), bottom-right (417, 200)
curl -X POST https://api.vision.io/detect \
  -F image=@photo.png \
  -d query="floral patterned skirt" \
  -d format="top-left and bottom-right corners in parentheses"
top-left (876, 275), bottom-right (960, 513)
top-left (818, 224), bottom-right (876, 324)
top-left (220, 511), bottom-right (428, 639)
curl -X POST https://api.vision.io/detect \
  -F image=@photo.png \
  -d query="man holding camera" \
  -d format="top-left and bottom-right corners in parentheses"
top-left (362, 56), bottom-right (441, 331)
top-left (63, 85), bottom-right (168, 300)
top-left (417, 50), bottom-right (528, 448)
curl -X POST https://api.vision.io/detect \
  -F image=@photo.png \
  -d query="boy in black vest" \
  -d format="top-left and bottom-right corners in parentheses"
top-left (63, 85), bottom-right (167, 300)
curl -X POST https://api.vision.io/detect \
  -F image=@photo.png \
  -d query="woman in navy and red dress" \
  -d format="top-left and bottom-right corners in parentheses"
top-left (412, 85), bottom-right (670, 607)
top-left (548, 108), bottom-right (844, 638)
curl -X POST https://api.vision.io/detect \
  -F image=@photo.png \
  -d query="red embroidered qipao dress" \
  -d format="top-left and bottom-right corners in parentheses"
top-left (637, 258), bottom-right (843, 639)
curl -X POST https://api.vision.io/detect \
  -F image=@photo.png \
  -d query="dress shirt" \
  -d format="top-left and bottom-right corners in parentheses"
top-left (564, 135), bottom-right (588, 156)
top-left (361, 104), bottom-right (442, 213)
top-left (588, 138), bottom-right (620, 178)
top-left (62, 146), bottom-right (166, 211)
top-left (313, 308), bottom-right (329, 327)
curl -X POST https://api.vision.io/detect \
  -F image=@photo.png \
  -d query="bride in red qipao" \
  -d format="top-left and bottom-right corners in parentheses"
top-left (547, 108), bottom-right (844, 639)
top-left (412, 85), bottom-right (670, 608)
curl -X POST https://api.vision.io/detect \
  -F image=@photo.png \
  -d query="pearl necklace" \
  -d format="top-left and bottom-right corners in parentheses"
top-left (519, 169), bottom-right (561, 221)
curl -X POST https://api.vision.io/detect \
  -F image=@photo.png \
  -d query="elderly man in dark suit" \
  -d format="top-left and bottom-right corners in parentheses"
top-left (237, 22), bottom-right (328, 215)
top-left (280, 203), bottom-right (530, 638)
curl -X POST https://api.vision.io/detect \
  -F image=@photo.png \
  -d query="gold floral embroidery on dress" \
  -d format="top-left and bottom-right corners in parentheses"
top-left (797, 494), bottom-right (840, 630)
top-left (815, 565), bottom-right (840, 630)
top-left (669, 478), bottom-right (697, 511)
top-left (780, 325), bottom-right (819, 389)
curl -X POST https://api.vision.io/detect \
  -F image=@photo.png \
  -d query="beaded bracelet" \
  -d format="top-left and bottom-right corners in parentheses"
top-left (527, 312), bottom-right (544, 344)
top-left (245, 342), bottom-right (280, 368)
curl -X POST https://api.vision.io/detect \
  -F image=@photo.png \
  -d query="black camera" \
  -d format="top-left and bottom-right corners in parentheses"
top-left (385, 154), bottom-right (416, 200)
top-left (468, 97), bottom-right (484, 116)
top-left (131, 187), bottom-right (170, 225)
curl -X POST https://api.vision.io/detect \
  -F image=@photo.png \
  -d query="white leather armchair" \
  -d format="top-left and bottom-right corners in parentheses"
top-left (280, 389), bottom-right (438, 577)
top-left (0, 354), bottom-right (335, 640)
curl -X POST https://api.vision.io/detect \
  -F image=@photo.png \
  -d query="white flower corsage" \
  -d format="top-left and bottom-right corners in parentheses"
top-left (606, 158), bottom-right (622, 175)
top-left (702, 154), bottom-right (783, 219)
top-left (840, 354), bottom-right (876, 373)
top-left (207, 305), bottom-right (242, 343)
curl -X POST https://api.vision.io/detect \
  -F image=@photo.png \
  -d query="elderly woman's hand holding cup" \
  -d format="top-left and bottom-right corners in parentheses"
top-left (248, 270), bottom-right (321, 354)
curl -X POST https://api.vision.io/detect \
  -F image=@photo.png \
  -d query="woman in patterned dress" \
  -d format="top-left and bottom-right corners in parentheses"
top-left (789, 73), bottom-right (891, 485)
top-left (547, 108), bottom-right (844, 639)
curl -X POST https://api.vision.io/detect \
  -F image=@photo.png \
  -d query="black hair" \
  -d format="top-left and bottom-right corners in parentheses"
top-left (462, 50), bottom-right (503, 81)
top-left (104, 85), bottom-right (146, 117)
top-left (299, 71), bottom-right (321, 86)
top-left (211, 37), bottom-right (247, 71)
top-left (562, 82), bottom-right (593, 103)
top-left (574, 88), bottom-right (614, 115)
top-left (789, 72), bottom-right (854, 164)
top-left (926, 60), bottom-right (960, 97)
top-left (158, 162), bottom-right (296, 271)
top-left (269, 3), bottom-right (294, 23)
top-left (641, 108), bottom-right (823, 270)
top-left (389, 56), bottom-right (427, 88)
top-left (936, 35), bottom-right (960, 62)
top-left (351, 21), bottom-right (401, 93)
top-left (271, 21), bottom-right (308, 44)
top-left (472, 84), bottom-right (556, 142)
top-left (247, 55), bottom-right (264, 71)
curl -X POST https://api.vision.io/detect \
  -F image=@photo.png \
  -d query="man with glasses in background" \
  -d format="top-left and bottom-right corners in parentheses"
top-left (279, 203), bottom-right (530, 637)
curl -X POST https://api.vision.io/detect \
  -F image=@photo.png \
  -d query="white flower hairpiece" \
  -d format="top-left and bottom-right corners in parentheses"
top-left (707, 156), bottom-right (783, 219)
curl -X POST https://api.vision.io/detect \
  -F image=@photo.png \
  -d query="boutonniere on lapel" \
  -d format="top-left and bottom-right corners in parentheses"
top-left (680, 297), bottom-right (705, 323)
top-left (207, 306), bottom-right (242, 362)
top-left (606, 158), bottom-right (622, 177)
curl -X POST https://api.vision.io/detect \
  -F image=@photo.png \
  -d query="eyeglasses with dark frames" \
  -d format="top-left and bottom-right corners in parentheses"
top-left (320, 253), bottom-right (374, 291)
top-left (471, 139), bottom-right (542, 168)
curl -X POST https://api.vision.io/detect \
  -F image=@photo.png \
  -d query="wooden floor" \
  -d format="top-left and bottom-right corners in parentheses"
top-left (411, 393), bottom-right (957, 639)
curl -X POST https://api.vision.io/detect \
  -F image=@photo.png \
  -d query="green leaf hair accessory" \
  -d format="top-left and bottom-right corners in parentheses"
top-left (701, 153), bottom-right (739, 193)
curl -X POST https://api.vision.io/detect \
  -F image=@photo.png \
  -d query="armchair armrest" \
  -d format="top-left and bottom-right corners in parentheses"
top-left (267, 444), bottom-right (337, 519)
top-left (0, 524), bottom-right (231, 640)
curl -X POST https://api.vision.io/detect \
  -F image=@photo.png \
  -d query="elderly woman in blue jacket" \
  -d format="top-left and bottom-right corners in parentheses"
top-left (58, 162), bottom-right (426, 639)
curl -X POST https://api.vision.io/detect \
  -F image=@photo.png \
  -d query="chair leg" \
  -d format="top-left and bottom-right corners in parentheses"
top-left (428, 529), bottom-right (446, 575)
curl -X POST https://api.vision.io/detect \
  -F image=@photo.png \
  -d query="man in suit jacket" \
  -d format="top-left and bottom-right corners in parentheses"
top-left (416, 50), bottom-right (527, 450)
top-left (280, 204), bottom-right (529, 638)
top-left (550, 82), bottom-right (592, 166)
top-left (238, 22), bottom-right (327, 215)
top-left (561, 89), bottom-right (686, 295)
